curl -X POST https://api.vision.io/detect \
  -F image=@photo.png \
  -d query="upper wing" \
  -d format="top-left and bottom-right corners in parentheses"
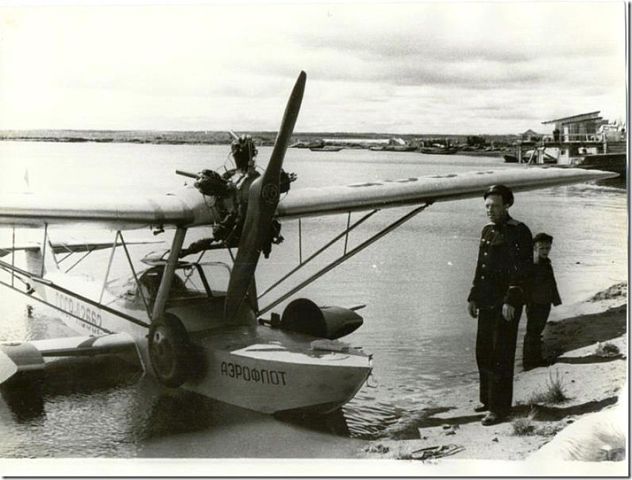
top-left (277, 167), bottom-right (617, 219)
top-left (0, 187), bottom-right (215, 230)
top-left (0, 166), bottom-right (616, 228)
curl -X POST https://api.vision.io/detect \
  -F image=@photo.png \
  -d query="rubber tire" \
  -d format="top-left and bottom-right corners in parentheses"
top-left (148, 314), bottom-right (191, 388)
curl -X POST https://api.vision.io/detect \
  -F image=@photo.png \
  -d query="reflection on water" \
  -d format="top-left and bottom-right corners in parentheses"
top-left (0, 142), bottom-right (626, 457)
top-left (1, 373), bottom-right (45, 423)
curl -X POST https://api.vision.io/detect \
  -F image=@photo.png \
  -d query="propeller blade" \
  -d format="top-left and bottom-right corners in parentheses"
top-left (224, 71), bottom-right (306, 323)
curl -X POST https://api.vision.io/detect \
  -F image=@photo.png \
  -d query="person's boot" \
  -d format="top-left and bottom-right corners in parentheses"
top-left (481, 411), bottom-right (507, 426)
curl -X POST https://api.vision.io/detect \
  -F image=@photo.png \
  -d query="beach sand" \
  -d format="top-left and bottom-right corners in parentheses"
top-left (361, 282), bottom-right (627, 468)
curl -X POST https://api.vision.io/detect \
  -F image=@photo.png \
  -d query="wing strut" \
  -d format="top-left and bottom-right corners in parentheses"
top-left (40, 223), bottom-right (49, 277)
top-left (10, 227), bottom-right (15, 288)
top-left (151, 227), bottom-right (187, 322)
top-left (63, 248), bottom-right (96, 274)
top-left (100, 231), bottom-right (120, 303)
top-left (258, 202), bottom-right (433, 316)
top-left (258, 209), bottom-right (379, 301)
top-left (119, 231), bottom-right (151, 318)
top-left (97, 231), bottom-right (150, 318)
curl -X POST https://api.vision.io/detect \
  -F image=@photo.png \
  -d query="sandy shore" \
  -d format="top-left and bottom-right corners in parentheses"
top-left (360, 282), bottom-right (627, 470)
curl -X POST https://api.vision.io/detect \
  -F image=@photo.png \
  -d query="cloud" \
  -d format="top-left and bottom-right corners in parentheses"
top-left (0, 2), bottom-right (626, 133)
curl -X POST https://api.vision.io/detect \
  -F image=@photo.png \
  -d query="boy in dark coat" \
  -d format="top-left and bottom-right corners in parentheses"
top-left (523, 232), bottom-right (562, 370)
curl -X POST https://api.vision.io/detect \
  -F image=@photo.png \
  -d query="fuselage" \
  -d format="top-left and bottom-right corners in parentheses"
top-left (31, 262), bottom-right (372, 414)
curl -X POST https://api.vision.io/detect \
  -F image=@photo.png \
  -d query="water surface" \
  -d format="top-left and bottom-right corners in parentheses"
top-left (0, 141), bottom-right (626, 456)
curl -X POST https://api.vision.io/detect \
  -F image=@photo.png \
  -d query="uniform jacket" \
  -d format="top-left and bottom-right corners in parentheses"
top-left (468, 215), bottom-right (533, 308)
top-left (528, 258), bottom-right (562, 306)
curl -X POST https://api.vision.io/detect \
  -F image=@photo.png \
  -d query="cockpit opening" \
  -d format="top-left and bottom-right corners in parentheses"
top-left (126, 261), bottom-right (231, 305)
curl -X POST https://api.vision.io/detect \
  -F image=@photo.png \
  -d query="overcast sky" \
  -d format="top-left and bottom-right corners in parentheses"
top-left (0, 2), bottom-right (627, 134)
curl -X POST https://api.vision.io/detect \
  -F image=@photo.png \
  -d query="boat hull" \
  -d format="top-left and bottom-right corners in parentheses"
top-left (184, 326), bottom-right (372, 414)
top-left (21, 280), bottom-right (371, 415)
top-left (309, 146), bottom-right (344, 152)
top-left (573, 153), bottom-right (626, 177)
top-left (418, 147), bottom-right (458, 155)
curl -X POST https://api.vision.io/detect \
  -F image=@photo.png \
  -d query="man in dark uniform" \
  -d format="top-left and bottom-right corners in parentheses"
top-left (467, 185), bottom-right (533, 425)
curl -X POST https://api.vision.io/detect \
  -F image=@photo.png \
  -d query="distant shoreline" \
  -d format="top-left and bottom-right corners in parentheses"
top-left (0, 130), bottom-right (513, 158)
top-left (0, 129), bottom-right (518, 146)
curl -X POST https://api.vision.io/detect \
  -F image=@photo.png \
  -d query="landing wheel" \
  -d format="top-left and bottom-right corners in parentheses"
top-left (148, 314), bottom-right (191, 388)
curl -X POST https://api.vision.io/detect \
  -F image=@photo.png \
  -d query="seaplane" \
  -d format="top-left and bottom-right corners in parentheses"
top-left (0, 71), bottom-right (617, 415)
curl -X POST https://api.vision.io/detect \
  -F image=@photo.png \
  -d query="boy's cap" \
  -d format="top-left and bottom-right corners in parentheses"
top-left (483, 184), bottom-right (514, 206)
top-left (533, 232), bottom-right (554, 244)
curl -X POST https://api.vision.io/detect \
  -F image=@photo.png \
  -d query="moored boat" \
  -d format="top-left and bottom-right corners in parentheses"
top-left (369, 145), bottom-right (416, 152)
top-left (309, 146), bottom-right (344, 152)
top-left (571, 153), bottom-right (626, 177)
top-left (418, 146), bottom-right (458, 155)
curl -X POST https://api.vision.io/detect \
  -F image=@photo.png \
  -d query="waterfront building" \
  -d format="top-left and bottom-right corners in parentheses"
top-left (508, 111), bottom-right (626, 177)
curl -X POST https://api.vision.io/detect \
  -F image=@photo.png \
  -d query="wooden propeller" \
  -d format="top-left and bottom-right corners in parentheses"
top-left (224, 71), bottom-right (306, 323)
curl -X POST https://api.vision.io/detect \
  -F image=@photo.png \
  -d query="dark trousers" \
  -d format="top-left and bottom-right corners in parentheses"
top-left (523, 303), bottom-right (551, 368)
top-left (476, 305), bottom-right (522, 415)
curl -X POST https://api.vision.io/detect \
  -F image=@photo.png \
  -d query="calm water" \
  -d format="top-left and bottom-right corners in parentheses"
top-left (0, 141), bottom-right (626, 457)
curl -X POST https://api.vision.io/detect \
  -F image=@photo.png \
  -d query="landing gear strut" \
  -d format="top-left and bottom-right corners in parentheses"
top-left (147, 227), bottom-right (193, 388)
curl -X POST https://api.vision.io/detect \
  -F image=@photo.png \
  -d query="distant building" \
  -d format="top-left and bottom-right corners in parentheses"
top-left (520, 129), bottom-right (542, 142)
top-left (542, 111), bottom-right (603, 143)
top-left (528, 110), bottom-right (626, 166)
